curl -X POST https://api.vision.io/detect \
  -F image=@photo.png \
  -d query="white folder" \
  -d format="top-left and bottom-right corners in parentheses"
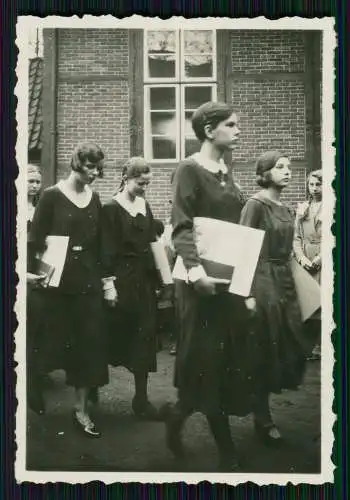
top-left (172, 217), bottom-right (265, 297)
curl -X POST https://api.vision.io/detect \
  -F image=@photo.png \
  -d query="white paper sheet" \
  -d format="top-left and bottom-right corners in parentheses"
top-left (172, 217), bottom-right (265, 297)
top-left (150, 240), bottom-right (174, 285)
top-left (290, 258), bottom-right (321, 322)
top-left (37, 235), bottom-right (69, 287)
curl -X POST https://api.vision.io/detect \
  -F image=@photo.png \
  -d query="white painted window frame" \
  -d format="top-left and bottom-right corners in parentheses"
top-left (144, 84), bottom-right (180, 163)
top-left (144, 29), bottom-right (217, 162)
top-left (181, 83), bottom-right (217, 159)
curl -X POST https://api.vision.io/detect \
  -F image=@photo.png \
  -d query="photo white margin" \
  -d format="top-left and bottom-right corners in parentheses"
top-left (14, 14), bottom-right (336, 486)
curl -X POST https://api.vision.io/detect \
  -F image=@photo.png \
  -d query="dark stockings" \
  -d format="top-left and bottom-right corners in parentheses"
top-left (207, 413), bottom-right (236, 459)
top-left (166, 401), bottom-right (236, 461)
top-left (134, 371), bottom-right (149, 403)
top-left (253, 391), bottom-right (273, 427)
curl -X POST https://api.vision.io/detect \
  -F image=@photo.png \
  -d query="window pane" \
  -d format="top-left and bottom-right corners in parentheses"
top-left (185, 111), bottom-right (195, 137)
top-left (152, 138), bottom-right (177, 159)
top-left (147, 31), bottom-right (176, 53)
top-left (150, 87), bottom-right (176, 110)
top-left (185, 55), bottom-right (213, 78)
top-left (148, 54), bottom-right (176, 78)
top-left (185, 86), bottom-right (213, 110)
top-left (151, 111), bottom-right (176, 135)
top-left (184, 30), bottom-right (213, 54)
top-left (185, 137), bottom-right (201, 157)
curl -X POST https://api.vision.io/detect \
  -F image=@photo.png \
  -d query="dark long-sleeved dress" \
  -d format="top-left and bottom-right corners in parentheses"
top-left (171, 157), bottom-right (255, 416)
top-left (240, 192), bottom-right (307, 394)
top-left (28, 185), bottom-right (109, 389)
top-left (100, 198), bottom-right (159, 372)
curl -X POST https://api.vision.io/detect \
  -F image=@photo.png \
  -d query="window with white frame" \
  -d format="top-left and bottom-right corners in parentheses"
top-left (144, 29), bottom-right (217, 162)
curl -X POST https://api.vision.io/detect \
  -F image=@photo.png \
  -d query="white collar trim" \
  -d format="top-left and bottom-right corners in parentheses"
top-left (191, 152), bottom-right (228, 175)
top-left (113, 192), bottom-right (147, 217)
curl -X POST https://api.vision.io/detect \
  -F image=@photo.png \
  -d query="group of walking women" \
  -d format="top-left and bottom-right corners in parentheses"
top-left (26, 100), bottom-right (322, 472)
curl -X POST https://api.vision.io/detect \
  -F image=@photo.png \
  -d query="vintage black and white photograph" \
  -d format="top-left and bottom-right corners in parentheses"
top-left (15, 16), bottom-right (335, 485)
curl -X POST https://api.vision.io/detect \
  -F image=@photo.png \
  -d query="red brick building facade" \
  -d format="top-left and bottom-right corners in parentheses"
top-left (41, 28), bottom-right (321, 220)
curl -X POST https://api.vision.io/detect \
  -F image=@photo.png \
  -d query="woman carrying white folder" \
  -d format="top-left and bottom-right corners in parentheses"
top-left (28, 143), bottom-right (109, 437)
top-left (162, 101), bottom-right (251, 472)
top-left (239, 150), bottom-right (307, 445)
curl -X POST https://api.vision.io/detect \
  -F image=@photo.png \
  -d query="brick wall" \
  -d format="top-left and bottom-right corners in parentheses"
top-left (52, 29), bottom-right (319, 220)
top-left (228, 30), bottom-right (308, 208)
top-left (55, 29), bottom-right (130, 202)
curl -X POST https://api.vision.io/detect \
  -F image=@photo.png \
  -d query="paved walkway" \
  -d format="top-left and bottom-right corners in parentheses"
top-left (26, 348), bottom-right (321, 474)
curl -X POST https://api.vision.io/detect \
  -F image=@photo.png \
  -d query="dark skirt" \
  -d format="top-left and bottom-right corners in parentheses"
top-left (104, 279), bottom-right (158, 373)
top-left (174, 280), bottom-right (256, 417)
top-left (252, 261), bottom-right (307, 394)
top-left (27, 289), bottom-right (109, 389)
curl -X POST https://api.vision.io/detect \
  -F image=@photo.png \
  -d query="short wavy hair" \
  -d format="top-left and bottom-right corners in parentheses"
top-left (255, 150), bottom-right (289, 188)
top-left (70, 142), bottom-right (105, 178)
top-left (118, 157), bottom-right (151, 192)
top-left (191, 101), bottom-right (236, 142)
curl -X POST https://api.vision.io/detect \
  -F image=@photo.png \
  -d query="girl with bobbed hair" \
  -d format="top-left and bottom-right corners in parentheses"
top-left (293, 169), bottom-right (322, 360)
top-left (28, 142), bottom-right (109, 437)
top-left (100, 157), bottom-right (160, 420)
top-left (239, 150), bottom-right (307, 445)
top-left (162, 101), bottom-right (252, 472)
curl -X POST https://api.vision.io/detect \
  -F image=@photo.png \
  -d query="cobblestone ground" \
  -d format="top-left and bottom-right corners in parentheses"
top-left (26, 344), bottom-right (321, 474)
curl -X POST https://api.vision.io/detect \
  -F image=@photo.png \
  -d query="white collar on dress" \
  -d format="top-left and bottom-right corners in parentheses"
top-left (57, 180), bottom-right (93, 208)
top-left (191, 152), bottom-right (228, 175)
top-left (113, 192), bottom-right (146, 217)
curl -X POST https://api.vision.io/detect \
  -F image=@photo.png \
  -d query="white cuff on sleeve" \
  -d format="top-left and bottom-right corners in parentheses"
top-left (104, 285), bottom-right (117, 301)
top-left (188, 265), bottom-right (207, 283)
top-left (101, 276), bottom-right (116, 291)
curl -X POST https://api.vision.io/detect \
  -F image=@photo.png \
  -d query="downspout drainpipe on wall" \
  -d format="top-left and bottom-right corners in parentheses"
top-left (50, 29), bottom-right (58, 186)
top-left (41, 28), bottom-right (58, 188)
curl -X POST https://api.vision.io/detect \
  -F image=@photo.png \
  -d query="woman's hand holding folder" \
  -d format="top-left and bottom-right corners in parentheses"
top-left (193, 276), bottom-right (216, 296)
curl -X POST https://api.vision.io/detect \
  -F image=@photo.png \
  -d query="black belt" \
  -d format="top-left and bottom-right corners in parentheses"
top-left (262, 258), bottom-right (290, 264)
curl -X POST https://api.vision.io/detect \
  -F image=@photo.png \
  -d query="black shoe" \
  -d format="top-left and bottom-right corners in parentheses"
top-left (254, 421), bottom-right (284, 447)
top-left (132, 397), bottom-right (160, 421)
top-left (73, 411), bottom-right (101, 438)
top-left (160, 403), bottom-right (186, 459)
top-left (87, 387), bottom-right (99, 405)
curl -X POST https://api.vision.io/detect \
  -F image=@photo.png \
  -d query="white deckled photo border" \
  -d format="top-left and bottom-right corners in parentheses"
top-left (15, 15), bottom-right (336, 486)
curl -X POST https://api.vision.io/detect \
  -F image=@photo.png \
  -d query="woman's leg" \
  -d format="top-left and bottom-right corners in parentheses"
top-left (132, 371), bottom-right (159, 420)
top-left (73, 387), bottom-right (101, 437)
top-left (75, 387), bottom-right (88, 415)
top-left (253, 391), bottom-right (282, 444)
top-left (206, 413), bottom-right (239, 471)
top-left (133, 370), bottom-right (148, 403)
top-left (161, 400), bottom-right (192, 458)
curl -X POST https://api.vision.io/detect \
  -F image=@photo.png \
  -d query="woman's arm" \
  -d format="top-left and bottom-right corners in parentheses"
top-left (100, 203), bottom-right (120, 279)
top-left (172, 162), bottom-right (215, 295)
top-left (27, 189), bottom-right (55, 272)
top-left (239, 198), bottom-right (264, 311)
top-left (100, 203), bottom-right (120, 305)
top-left (293, 211), bottom-right (313, 270)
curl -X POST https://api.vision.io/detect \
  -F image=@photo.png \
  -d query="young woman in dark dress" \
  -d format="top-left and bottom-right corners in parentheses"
top-left (28, 143), bottom-right (109, 437)
top-left (100, 157), bottom-right (160, 420)
top-left (162, 101), bottom-right (254, 472)
top-left (26, 164), bottom-right (48, 415)
top-left (239, 150), bottom-right (307, 444)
